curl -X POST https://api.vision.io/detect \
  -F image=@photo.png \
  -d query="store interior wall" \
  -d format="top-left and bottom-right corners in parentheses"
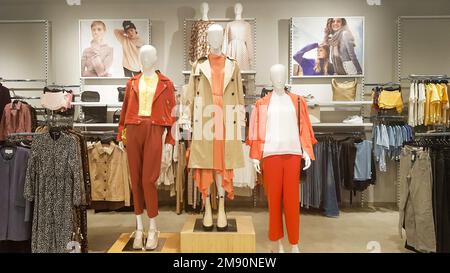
top-left (1, 0), bottom-right (450, 204)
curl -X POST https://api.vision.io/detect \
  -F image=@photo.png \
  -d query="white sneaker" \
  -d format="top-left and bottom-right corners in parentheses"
top-left (342, 115), bottom-right (363, 124)
top-left (131, 230), bottom-right (145, 250)
top-left (145, 229), bottom-right (159, 250)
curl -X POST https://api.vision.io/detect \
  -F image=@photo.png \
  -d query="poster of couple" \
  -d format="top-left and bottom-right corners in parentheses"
top-left (291, 17), bottom-right (364, 78)
top-left (79, 19), bottom-right (150, 78)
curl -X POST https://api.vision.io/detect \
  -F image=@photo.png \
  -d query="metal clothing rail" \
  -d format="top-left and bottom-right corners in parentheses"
top-left (400, 74), bottom-right (449, 81)
top-left (11, 96), bottom-right (41, 100)
top-left (0, 78), bottom-right (47, 83)
top-left (415, 132), bottom-right (450, 137)
top-left (7, 132), bottom-right (43, 137)
top-left (47, 84), bottom-right (81, 88)
top-left (79, 131), bottom-right (117, 135)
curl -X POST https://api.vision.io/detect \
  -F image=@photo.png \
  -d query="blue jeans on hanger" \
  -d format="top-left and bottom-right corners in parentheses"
top-left (323, 143), bottom-right (340, 217)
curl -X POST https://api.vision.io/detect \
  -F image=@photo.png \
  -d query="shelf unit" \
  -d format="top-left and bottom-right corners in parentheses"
top-left (73, 123), bottom-right (119, 128)
top-left (71, 102), bottom-right (123, 107)
top-left (312, 123), bottom-right (373, 127)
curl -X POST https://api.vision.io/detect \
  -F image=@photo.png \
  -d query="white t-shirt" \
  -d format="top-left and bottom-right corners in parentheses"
top-left (263, 92), bottom-right (302, 158)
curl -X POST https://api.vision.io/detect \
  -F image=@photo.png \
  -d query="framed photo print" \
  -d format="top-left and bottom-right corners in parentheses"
top-left (79, 19), bottom-right (150, 78)
top-left (290, 17), bottom-right (364, 78)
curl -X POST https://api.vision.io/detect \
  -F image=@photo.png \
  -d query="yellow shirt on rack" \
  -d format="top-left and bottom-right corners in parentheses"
top-left (439, 83), bottom-right (448, 125)
top-left (138, 73), bottom-right (158, 117)
top-left (429, 84), bottom-right (441, 125)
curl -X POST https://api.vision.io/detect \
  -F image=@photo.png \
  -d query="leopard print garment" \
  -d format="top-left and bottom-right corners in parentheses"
top-left (189, 20), bottom-right (215, 64)
top-left (24, 132), bottom-right (82, 253)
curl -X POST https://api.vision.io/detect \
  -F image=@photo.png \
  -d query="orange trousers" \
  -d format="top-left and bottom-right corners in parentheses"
top-left (126, 119), bottom-right (165, 218)
top-left (263, 154), bottom-right (301, 244)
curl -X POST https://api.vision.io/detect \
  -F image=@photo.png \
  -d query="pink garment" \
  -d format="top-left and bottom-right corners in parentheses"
top-left (81, 42), bottom-right (113, 77)
top-left (0, 101), bottom-right (32, 140)
top-left (41, 91), bottom-right (73, 111)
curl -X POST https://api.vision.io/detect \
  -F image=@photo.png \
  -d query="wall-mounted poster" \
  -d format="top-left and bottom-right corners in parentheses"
top-left (79, 19), bottom-right (150, 78)
top-left (290, 17), bottom-right (364, 78)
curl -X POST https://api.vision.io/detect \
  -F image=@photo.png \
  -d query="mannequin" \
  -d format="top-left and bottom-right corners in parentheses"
top-left (202, 24), bottom-right (227, 231)
top-left (222, 3), bottom-right (253, 70)
top-left (200, 2), bottom-right (209, 21)
top-left (252, 65), bottom-right (311, 173)
top-left (117, 45), bottom-right (177, 250)
top-left (248, 64), bottom-right (316, 253)
top-left (234, 3), bottom-right (243, 20)
top-left (182, 23), bottom-right (246, 232)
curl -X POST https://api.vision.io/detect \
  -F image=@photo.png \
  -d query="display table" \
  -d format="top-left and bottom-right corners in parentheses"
top-left (180, 215), bottom-right (255, 253)
top-left (107, 232), bottom-right (180, 253)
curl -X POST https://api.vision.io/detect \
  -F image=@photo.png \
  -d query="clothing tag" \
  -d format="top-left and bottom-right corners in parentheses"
top-left (5, 149), bottom-right (13, 155)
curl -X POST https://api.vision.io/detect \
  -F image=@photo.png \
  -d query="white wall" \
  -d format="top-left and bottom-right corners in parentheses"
top-left (1, 0), bottom-right (449, 203)
top-left (1, 0), bottom-right (450, 85)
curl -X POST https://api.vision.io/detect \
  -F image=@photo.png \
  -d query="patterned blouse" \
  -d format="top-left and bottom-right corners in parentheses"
top-left (25, 132), bottom-right (83, 253)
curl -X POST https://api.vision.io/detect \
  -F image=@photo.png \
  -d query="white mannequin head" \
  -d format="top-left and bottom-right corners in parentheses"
top-left (270, 64), bottom-right (287, 92)
top-left (207, 24), bottom-right (224, 54)
top-left (200, 2), bottom-right (209, 21)
top-left (139, 45), bottom-right (157, 75)
top-left (234, 3), bottom-right (243, 20)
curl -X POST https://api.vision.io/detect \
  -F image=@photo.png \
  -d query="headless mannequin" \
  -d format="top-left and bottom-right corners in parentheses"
top-left (202, 24), bottom-right (228, 230)
top-left (200, 2), bottom-right (209, 21)
top-left (252, 64), bottom-right (311, 253)
top-left (234, 3), bottom-right (243, 20)
top-left (123, 45), bottom-right (173, 250)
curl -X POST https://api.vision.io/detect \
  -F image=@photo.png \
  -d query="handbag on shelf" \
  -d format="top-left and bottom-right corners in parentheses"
top-left (117, 87), bottom-right (126, 102)
top-left (332, 78), bottom-right (357, 101)
top-left (81, 106), bottom-right (107, 123)
top-left (113, 110), bottom-right (121, 123)
top-left (81, 91), bottom-right (100, 102)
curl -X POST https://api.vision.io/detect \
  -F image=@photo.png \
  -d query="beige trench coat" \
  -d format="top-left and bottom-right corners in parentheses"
top-left (181, 56), bottom-right (245, 169)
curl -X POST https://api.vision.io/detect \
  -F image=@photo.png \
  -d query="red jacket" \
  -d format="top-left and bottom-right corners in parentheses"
top-left (247, 91), bottom-right (318, 161)
top-left (117, 71), bottom-right (177, 145)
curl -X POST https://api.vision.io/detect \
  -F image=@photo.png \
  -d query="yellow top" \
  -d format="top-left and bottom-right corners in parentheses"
top-left (441, 84), bottom-right (449, 126)
top-left (429, 84), bottom-right (441, 125)
top-left (138, 73), bottom-right (158, 116)
top-left (378, 90), bottom-right (403, 114)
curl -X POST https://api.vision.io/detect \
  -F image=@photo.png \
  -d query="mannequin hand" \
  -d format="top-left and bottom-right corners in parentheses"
top-left (302, 151), bottom-right (311, 170)
top-left (118, 141), bottom-right (125, 150)
top-left (165, 144), bottom-right (173, 161)
top-left (181, 123), bottom-right (192, 131)
top-left (252, 159), bottom-right (261, 174)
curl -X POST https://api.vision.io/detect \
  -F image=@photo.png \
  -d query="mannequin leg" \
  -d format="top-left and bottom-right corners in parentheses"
top-left (277, 239), bottom-right (285, 253)
top-left (215, 172), bottom-right (225, 197)
top-left (283, 155), bottom-right (301, 246)
top-left (149, 217), bottom-right (157, 231)
top-left (262, 156), bottom-right (284, 242)
top-left (215, 173), bottom-right (228, 230)
top-left (136, 214), bottom-right (144, 231)
top-left (132, 214), bottom-right (145, 250)
top-left (146, 217), bottom-right (159, 250)
top-left (202, 191), bottom-right (213, 230)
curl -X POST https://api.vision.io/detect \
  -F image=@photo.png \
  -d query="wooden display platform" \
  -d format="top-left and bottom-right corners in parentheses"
top-left (107, 232), bottom-right (180, 253)
top-left (180, 216), bottom-right (255, 253)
